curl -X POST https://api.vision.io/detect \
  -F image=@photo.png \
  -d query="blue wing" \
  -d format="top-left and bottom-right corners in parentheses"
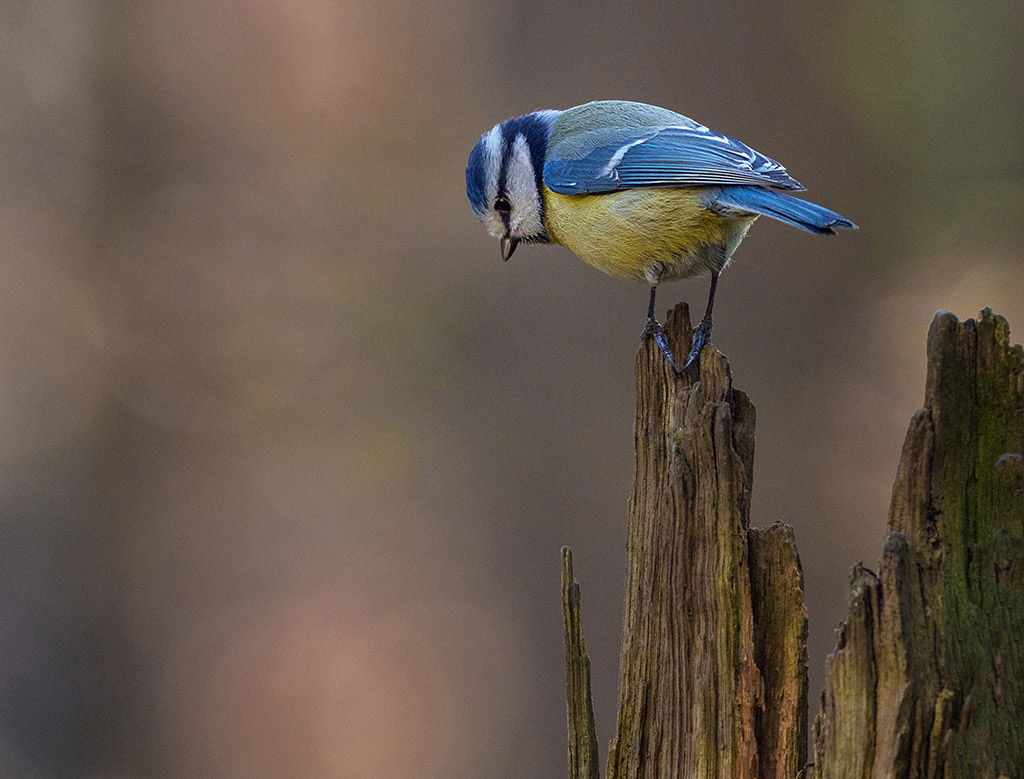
top-left (543, 125), bottom-right (805, 196)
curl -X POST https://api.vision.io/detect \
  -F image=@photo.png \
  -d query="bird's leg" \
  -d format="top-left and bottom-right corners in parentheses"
top-left (640, 284), bottom-right (679, 374)
top-left (682, 271), bottom-right (719, 373)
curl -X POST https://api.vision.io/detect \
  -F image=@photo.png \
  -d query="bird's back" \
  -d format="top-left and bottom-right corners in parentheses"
top-left (549, 101), bottom-right (702, 150)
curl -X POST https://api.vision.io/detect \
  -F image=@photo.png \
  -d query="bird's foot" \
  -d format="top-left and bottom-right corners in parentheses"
top-left (641, 317), bottom-right (680, 374)
top-left (681, 316), bottom-right (713, 377)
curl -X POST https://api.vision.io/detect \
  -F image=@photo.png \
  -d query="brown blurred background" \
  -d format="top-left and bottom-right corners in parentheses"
top-left (1, 1), bottom-right (1022, 777)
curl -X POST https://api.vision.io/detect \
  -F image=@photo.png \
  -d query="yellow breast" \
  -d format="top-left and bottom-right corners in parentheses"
top-left (543, 187), bottom-right (755, 283)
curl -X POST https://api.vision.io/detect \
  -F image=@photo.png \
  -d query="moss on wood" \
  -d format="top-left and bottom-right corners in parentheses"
top-left (815, 309), bottom-right (1024, 778)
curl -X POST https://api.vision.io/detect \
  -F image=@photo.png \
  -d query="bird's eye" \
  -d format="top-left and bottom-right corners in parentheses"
top-left (494, 196), bottom-right (511, 214)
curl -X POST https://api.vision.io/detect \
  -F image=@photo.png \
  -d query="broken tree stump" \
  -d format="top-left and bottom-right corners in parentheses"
top-left (561, 305), bottom-right (1023, 779)
top-left (814, 309), bottom-right (1024, 778)
top-left (562, 303), bottom-right (808, 779)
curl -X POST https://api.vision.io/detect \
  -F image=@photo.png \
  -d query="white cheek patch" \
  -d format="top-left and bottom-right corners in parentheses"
top-left (480, 125), bottom-right (505, 237)
top-left (506, 134), bottom-right (543, 238)
top-left (483, 125), bottom-right (502, 204)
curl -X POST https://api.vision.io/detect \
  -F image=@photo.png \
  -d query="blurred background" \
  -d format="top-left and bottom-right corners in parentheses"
top-left (1, 1), bottom-right (1022, 777)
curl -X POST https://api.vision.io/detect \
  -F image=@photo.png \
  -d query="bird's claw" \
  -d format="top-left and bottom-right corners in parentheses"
top-left (642, 313), bottom-right (713, 379)
top-left (681, 318), bottom-right (712, 376)
top-left (641, 317), bottom-right (680, 375)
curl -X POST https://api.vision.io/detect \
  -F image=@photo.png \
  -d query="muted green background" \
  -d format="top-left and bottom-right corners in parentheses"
top-left (1, 1), bottom-right (1022, 777)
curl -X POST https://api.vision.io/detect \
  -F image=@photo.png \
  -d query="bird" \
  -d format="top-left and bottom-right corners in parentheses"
top-left (464, 100), bottom-right (856, 374)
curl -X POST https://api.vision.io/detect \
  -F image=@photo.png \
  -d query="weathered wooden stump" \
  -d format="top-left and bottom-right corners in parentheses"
top-left (562, 303), bottom-right (807, 779)
top-left (814, 309), bottom-right (1024, 778)
top-left (561, 305), bottom-right (1024, 779)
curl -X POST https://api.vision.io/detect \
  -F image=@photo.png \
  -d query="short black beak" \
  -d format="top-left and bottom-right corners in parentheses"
top-left (500, 236), bottom-right (519, 262)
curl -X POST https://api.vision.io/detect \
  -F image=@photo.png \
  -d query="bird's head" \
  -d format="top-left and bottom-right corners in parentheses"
top-left (465, 109), bottom-right (562, 261)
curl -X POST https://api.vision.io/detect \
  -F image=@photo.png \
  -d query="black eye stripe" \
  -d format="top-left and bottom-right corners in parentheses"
top-left (496, 131), bottom-right (516, 197)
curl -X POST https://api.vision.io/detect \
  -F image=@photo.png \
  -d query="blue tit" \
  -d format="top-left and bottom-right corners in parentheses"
top-left (465, 100), bottom-right (856, 373)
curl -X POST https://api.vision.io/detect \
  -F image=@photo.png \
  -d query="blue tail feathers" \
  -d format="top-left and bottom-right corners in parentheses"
top-left (712, 186), bottom-right (856, 234)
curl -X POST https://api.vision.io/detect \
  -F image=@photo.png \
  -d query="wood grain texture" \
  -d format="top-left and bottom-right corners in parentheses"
top-left (562, 547), bottom-right (600, 779)
top-left (750, 522), bottom-right (810, 779)
top-left (814, 309), bottom-right (1024, 778)
top-left (604, 302), bottom-right (759, 779)
top-left (602, 302), bottom-right (806, 779)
